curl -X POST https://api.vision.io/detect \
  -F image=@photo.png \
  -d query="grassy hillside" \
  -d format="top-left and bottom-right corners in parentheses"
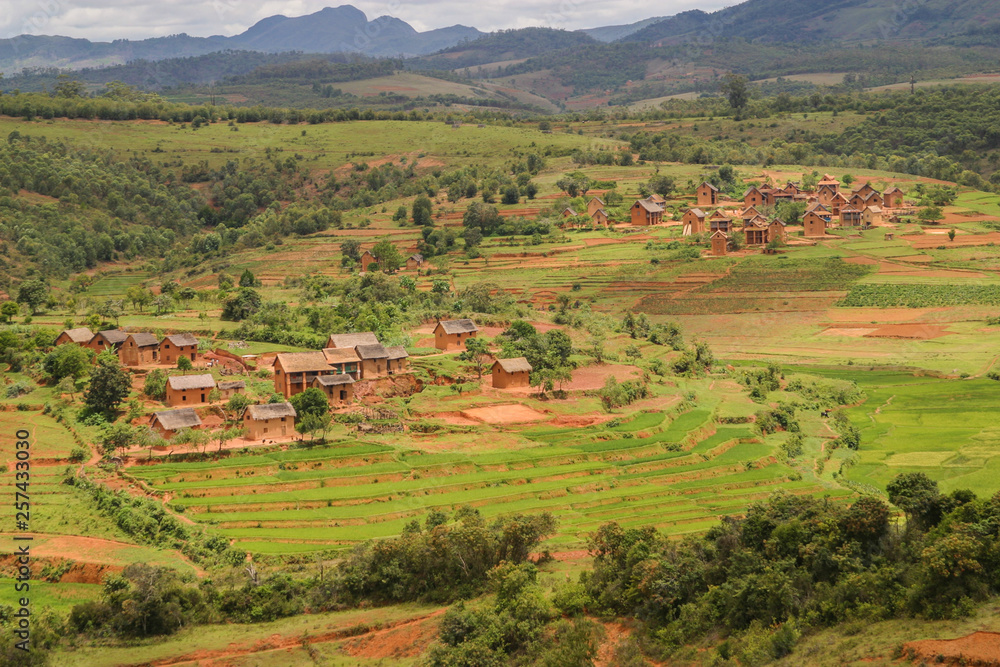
top-left (6, 96), bottom-right (1000, 664)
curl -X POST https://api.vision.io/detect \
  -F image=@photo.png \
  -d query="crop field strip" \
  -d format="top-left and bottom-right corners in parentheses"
top-left (129, 412), bottom-right (848, 553)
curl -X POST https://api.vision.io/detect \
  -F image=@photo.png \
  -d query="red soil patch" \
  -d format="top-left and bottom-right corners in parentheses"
top-left (865, 323), bottom-right (953, 339)
top-left (830, 307), bottom-right (942, 323)
top-left (842, 256), bottom-right (878, 265)
top-left (905, 631), bottom-right (1000, 666)
top-left (548, 414), bottom-right (615, 428)
top-left (460, 404), bottom-right (549, 424)
top-left (340, 610), bottom-right (441, 659)
top-left (819, 327), bottom-right (878, 338)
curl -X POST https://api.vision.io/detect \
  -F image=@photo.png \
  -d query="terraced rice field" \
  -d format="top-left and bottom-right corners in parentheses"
top-left (130, 410), bottom-right (851, 554)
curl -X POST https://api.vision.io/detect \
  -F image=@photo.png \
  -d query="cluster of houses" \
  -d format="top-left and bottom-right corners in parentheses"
top-left (360, 250), bottom-right (426, 273)
top-left (55, 328), bottom-right (199, 367)
top-left (682, 176), bottom-right (907, 255)
top-left (55, 317), bottom-right (542, 445)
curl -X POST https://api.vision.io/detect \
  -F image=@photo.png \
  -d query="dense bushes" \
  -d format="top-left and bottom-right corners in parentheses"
top-left (334, 509), bottom-right (557, 605)
top-left (577, 476), bottom-right (1000, 661)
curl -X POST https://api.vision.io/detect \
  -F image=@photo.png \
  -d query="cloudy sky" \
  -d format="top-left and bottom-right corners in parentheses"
top-left (2, 0), bottom-right (731, 41)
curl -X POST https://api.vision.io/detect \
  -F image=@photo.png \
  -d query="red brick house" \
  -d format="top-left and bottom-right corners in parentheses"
top-left (710, 231), bottom-right (728, 256)
top-left (321, 348), bottom-right (362, 379)
top-left (312, 375), bottom-right (354, 406)
top-left (55, 327), bottom-right (93, 347)
top-left (587, 197), bottom-right (606, 216)
top-left (630, 198), bottom-right (664, 226)
top-left (683, 208), bottom-right (707, 235)
top-left (405, 254), bottom-right (425, 271)
top-left (708, 210), bottom-right (733, 233)
top-left (743, 217), bottom-right (771, 246)
top-left (841, 207), bottom-right (863, 227)
top-left (850, 190), bottom-right (884, 212)
top-left (159, 333), bottom-right (198, 365)
top-left (165, 374), bottom-right (216, 406)
top-left (434, 319), bottom-right (478, 351)
top-left (492, 357), bottom-right (532, 388)
top-left (356, 343), bottom-right (389, 379)
top-left (803, 210), bottom-right (830, 237)
top-left (120, 333), bottom-right (159, 366)
top-left (216, 380), bottom-right (246, 400)
top-left (360, 250), bottom-right (378, 272)
top-left (87, 330), bottom-right (128, 356)
top-left (243, 403), bottom-right (297, 440)
top-left (386, 346), bottom-right (409, 374)
top-left (883, 186), bottom-right (904, 208)
top-left (273, 352), bottom-right (336, 398)
top-left (696, 182), bottom-right (719, 206)
top-left (743, 186), bottom-right (767, 208)
top-left (149, 408), bottom-right (202, 439)
top-left (591, 208), bottom-right (609, 227)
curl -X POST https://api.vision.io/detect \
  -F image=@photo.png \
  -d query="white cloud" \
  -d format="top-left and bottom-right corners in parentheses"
top-left (0, 0), bottom-right (731, 42)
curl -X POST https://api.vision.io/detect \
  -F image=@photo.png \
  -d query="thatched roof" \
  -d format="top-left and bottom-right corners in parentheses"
top-left (246, 403), bottom-right (296, 420)
top-left (327, 332), bottom-right (380, 348)
top-left (163, 333), bottom-right (198, 347)
top-left (97, 330), bottom-right (128, 345)
top-left (60, 328), bottom-right (93, 344)
top-left (127, 333), bottom-right (159, 348)
top-left (356, 343), bottom-right (389, 360)
top-left (322, 348), bottom-right (361, 365)
top-left (166, 374), bottom-right (216, 391)
top-left (494, 357), bottom-right (532, 374)
top-left (276, 352), bottom-right (333, 373)
top-left (216, 380), bottom-right (245, 391)
top-left (436, 319), bottom-right (478, 335)
top-left (151, 408), bottom-right (201, 431)
top-left (634, 199), bottom-right (663, 213)
top-left (313, 374), bottom-right (354, 387)
top-left (385, 346), bottom-right (409, 360)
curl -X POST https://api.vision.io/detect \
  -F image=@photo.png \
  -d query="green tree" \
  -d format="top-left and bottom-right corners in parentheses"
top-left (0, 301), bottom-right (18, 323)
top-left (887, 472), bottom-right (944, 531)
top-left (289, 387), bottom-right (329, 418)
top-left (53, 74), bottom-right (86, 98)
top-left (918, 205), bottom-right (944, 224)
top-left (501, 184), bottom-right (521, 205)
top-left (16, 279), bottom-right (48, 314)
top-left (371, 238), bottom-right (403, 274)
top-left (225, 392), bottom-right (254, 423)
top-left (84, 352), bottom-right (132, 415)
top-left (647, 174), bottom-right (675, 198)
top-left (412, 194), bottom-right (433, 226)
top-left (297, 411), bottom-right (332, 442)
top-left (125, 286), bottom-right (154, 313)
top-left (465, 337), bottom-right (491, 379)
top-left (340, 239), bottom-right (362, 265)
top-left (96, 298), bottom-right (125, 327)
top-left (222, 287), bottom-right (262, 321)
top-left (143, 369), bottom-right (168, 400)
top-left (44, 344), bottom-right (92, 381)
top-left (101, 421), bottom-right (136, 458)
top-left (176, 356), bottom-right (193, 373)
top-left (239, 269), bottom-right (256, 287)
top-left (720, 73), bottom-right (749, 114)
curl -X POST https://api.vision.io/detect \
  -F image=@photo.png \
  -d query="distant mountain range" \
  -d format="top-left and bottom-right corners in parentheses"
top-left (1, 0), bottom-right (997, 80)
top-left (0, 5), bottom-right (483, 74)
top-left (0, 4), bottom-right (665, 75)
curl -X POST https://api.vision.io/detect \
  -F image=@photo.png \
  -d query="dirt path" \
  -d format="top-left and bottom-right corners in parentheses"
top-left (873, 395), bottom-right (895, 417)
top-left (139, 609), bottom-right (447, 666)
